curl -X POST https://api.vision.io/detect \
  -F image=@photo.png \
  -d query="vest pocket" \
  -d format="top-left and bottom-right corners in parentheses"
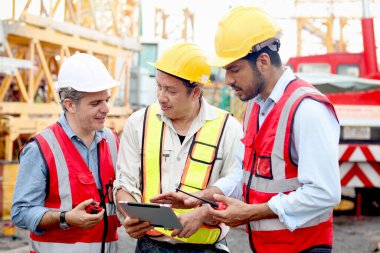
top-left (255, 155), bottom-right (273, 179)
top-left (76, 173), bottom-right (98, 200)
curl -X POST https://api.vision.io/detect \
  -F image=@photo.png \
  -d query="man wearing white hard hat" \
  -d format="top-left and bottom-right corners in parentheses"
top-left (12, 53), bottom-right (121, 253)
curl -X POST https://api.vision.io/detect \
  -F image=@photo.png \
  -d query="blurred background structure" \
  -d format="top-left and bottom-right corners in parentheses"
top-left (0, 0), bottom-right (380, 240)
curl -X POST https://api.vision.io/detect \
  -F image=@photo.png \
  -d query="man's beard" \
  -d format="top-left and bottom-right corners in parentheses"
top-left (241, 71), bottom-right (265, 102)
top-left (242, 81), bottom-right (263, 101)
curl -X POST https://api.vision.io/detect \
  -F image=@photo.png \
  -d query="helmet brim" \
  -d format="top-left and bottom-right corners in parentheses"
top-left (207, 55), bottom-right (239, 68)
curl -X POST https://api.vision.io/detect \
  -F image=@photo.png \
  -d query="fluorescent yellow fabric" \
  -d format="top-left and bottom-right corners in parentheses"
top-left (142, 103), bottom-right (228, 244)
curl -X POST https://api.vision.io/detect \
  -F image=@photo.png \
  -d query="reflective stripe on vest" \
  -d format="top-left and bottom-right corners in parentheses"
top-left (248, 209), bottom-right (332, 231)
top-left (39, 128), bottom-right (72, 210)
top-left (243, 86), bottom-right (324, 193)
top-left (243, 99), bottom-right (255, 134)
top-left (270, 87), bottom-right (321, 181)
top-left (30, 123), bottom-right (119, 252)
top-left (142, 103), bottom-right (228, 244)
top-left (267, 86), bottom-right (332, 228)
top-left (180, 107), bottom-right (229, 191)
top-left (141, 104), bottom-right (165, 202)
top-left (243, 79), bottom-right (336, 252)
top-left (30, 240), bottom-right (117, 253)
top-left (103, 128), bottom-right (119, 169)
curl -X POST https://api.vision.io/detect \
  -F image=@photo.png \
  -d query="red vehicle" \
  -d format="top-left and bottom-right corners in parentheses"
top-left (287, 9), bottom-right (380, 215)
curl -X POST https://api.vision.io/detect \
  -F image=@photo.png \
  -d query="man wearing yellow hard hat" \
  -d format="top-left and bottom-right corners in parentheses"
top-left (207, 6), bottom-right (341, 253)
top-left (114, 43), bottom-right (243, 252)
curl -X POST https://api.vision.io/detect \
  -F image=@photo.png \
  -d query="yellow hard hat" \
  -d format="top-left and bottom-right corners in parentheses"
top-left (209, 6), bottom-right (281, 67)
top-left (150, 43), bottom-right (211, 86)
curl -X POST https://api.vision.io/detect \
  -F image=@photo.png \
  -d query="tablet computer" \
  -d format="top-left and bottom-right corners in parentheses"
top-left (118, 201), bottom-right (183, 229)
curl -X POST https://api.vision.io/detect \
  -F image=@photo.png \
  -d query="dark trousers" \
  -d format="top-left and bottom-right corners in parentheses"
top-left (135, 236), bottom-right (229, 253)
top-left (301, 245), bottom-right (332, 253)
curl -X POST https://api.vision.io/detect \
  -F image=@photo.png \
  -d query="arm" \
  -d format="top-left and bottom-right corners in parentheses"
top-left (12, 142), bottom-right (104, 233)
top-left (37, 199), bottom-right (104, 230)
top-left (11, 142), bottom-right (51, 234)
top-left (268, 99), bottom-right (341, 231)
top-left (113, 111), bottom-right (143, 206)
top-left (207, 194), bottom-right (277, 227)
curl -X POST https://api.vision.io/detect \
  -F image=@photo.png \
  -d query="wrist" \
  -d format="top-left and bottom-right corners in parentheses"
top-left (63, 210), bottom-right (72, 226)
top-left (197, 205), bottom-right (209, 219)
top-left (248, 203), bottom-right (276, 221)
top-left (59, 211), bottom-right (70, 230)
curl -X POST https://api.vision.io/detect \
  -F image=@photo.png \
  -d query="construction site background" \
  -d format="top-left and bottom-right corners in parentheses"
top-left (0, 0), bottom-right (380, 251)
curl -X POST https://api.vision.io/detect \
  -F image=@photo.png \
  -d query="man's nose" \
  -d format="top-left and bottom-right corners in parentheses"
top-left (225, 73), bottom-right (235, 87)
top-left (100, 101), bottom-right (110, 113)
top-left (157, 90), bottom-right (168, 102)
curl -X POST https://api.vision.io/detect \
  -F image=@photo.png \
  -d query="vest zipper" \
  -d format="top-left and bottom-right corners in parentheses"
top-left (97, 146), bottom-right (108, 253)
top-left (245, 152), bottom-right (257, 253)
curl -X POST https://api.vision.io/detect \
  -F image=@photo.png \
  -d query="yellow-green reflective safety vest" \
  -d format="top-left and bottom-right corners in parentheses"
top-left (141, 103), bottom-right (229, 244)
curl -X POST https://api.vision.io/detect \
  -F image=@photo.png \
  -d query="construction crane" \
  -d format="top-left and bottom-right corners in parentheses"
top-left (0, 0), bottom-right (140, 230)
top-left (294, 0), bottom-right (378, 56)
top-left (290, 0), bottom-right (380, 215)
top-left (154, 7), bottom-right (194, 42)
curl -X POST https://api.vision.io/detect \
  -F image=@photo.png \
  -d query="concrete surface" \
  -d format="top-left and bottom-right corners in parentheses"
top-left (1, 216), bottom-right (380, 252)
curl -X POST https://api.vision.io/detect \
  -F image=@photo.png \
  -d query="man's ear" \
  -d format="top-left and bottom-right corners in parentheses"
top-left (192, 86), bottom-right (202, 100)
top-left (256, 53), bottom-right (271, 73)
top-left (63, 98), bottom-right (76, 113)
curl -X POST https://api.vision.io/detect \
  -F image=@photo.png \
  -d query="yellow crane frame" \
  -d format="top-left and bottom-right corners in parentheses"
top-left (0, 0), bottom-right (140, 161)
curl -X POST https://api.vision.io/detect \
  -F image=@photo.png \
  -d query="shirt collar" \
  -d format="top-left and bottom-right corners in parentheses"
top-left (58, 113), bottom-right (105, 142)
top-left (252, 67), bottom-right (296, 104)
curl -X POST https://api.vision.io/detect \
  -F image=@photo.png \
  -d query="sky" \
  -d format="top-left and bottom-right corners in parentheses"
top-left (1, 0), bottom-right (380, 63)
top-left (140, 0), bottom-right (380, 63)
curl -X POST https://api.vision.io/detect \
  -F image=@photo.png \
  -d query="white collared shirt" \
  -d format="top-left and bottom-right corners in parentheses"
top-left (254, 68), bottom-right (341, 231)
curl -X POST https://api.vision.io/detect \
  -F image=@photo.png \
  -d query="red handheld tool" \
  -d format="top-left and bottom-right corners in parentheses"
top-left (86, 201), bottom-right (103, 214)
top-left (85, 179), bottom-right (113, 214)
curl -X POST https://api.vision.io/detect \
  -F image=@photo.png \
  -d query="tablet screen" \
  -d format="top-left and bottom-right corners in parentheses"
top-left (119, 201), bottom-right (183, 229)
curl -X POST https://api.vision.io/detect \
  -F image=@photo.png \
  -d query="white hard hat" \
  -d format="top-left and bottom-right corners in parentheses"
top-left (56, 53), bottom-right (119, 92)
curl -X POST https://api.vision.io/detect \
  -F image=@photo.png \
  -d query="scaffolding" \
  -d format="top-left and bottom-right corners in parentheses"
top-left (0, 0), bottom-right (141, 162)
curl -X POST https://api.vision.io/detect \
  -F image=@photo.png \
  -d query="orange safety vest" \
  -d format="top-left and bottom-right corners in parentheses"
top-left (27, 123), bottom-right (120, 253)
top-left (142, 103), bottom-right (229, 244)
top-left (242, 79), bottom-right (337, 253)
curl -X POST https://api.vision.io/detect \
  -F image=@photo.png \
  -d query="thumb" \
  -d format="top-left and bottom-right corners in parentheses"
top-left (78, 199), bottom-right (94, 209)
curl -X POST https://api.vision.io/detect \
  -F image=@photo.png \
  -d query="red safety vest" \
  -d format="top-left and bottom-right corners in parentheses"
top-left (242, 79), bottom-right (337, 253)
top-left (27, 123), bottom-right (120, 253)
